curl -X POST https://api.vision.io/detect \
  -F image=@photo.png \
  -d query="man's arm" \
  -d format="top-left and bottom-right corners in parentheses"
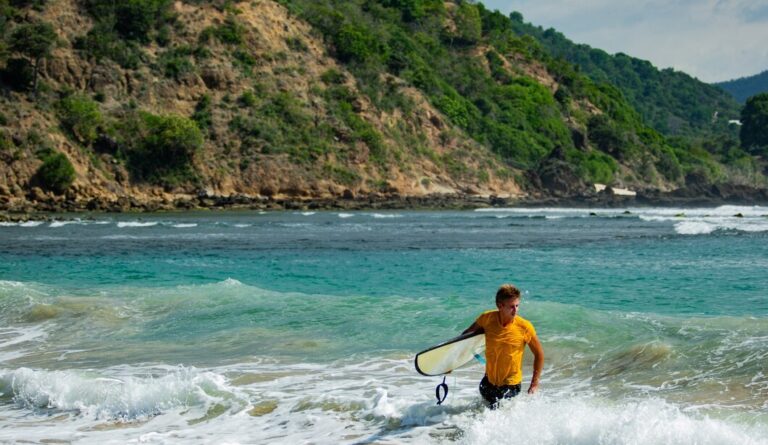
top-left (527, 335), bottom-right (544, 394)
top-left (462, 321), bottom-right (482, 335)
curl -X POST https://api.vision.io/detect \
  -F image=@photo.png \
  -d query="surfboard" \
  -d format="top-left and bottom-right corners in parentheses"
top-left (414, 331), bottom-right (486, 376)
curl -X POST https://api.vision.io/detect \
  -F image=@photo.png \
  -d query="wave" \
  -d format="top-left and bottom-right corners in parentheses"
top-left (460, 396), bottom-right (768, 445)
top-left (0, 365), bottom-right (243, 420)
top-left (673, 218), bottom-right (768, 235)
top-left (0, 326), bottom-right (48, 363)
top-left (372, 213), bottom-right (403, 218)
top-left (49, 220), bottom-right (81, 228)
top-left (116, 221), bottom-right (158, 228)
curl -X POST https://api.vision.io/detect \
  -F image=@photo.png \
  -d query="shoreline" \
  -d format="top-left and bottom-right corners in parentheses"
top-left (2, 190), bottom-right (768, 222)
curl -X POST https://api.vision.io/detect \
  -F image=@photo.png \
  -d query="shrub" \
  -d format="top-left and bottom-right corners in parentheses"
top-left (322, 163), bottom-right (360, 185)
top-left (35, 152), bottom-right (75, 194)
top-left (56, 94), bottom-right (103, 145)
top-left (114, 0), bottom-right (172, 42)
top-left (125, 112), bottom-right (203, 184)
top-left (157, 47), bottom-right (194, 79)
top-left (655, 147), bottom-right (683, 181)
top-left (452, 2), bottom-right (481, 44)
top-left (191, 94), bottom-right (213, 131)
top-left (238, 91), bottom-right (258, 107)
top-left (74, 25), bottom-right (144, 69)
top-left (206, 16), bottom-right (245, 45)
top-left (320, 68), bottom-right (345, 85)
top-left (286, 36), bottom-right (308, 52)
top-left (0, 130), bottom-right (13, 151)
top-left (333, 23), bottom-right (381, 63)
top-left (0, 57), bottom-right (34, 90)
top-left (567, 149), bottom-right (617, 184)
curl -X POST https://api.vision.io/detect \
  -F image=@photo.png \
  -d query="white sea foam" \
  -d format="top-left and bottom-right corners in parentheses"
top-left (675, 221), bottom-right (716, 235)
top-left (49, 220), bottom-right (81, 228)
top-left (0, 366), bottom-right (242, 420)
top-left (477, 206), bottom-right (768, 234)
top-left (0, 356), bottom-right (765, 444)
top-left (117, 222), bottom-right (159, 228)
top-left (372, 213), bottom-right (403, 218)
top-left (338, 213), bottom-right (355, 218)
top-left (171, 223), bottom-right (198, 228)
top-left (221, 278), bottom-right (243, 287)
top-left (672, 217), bottom-right (768, 235)
top-left (0, 326), bottom-right (48, 363)
top-left (19, 221), bottom-right (44, 227)
top-left (460, 396), bottom-right (768, 445)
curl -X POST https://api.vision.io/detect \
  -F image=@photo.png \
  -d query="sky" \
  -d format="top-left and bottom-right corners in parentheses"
top-left (480, 0), bottom-right (768, 83)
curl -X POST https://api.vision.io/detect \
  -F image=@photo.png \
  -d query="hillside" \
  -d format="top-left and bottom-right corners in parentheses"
top-left (0, 0), bottom-right (765, 214)
top-left (504, 13), bottom-right (742, 138)
top-left (716, 70), bottom-right (768, 103)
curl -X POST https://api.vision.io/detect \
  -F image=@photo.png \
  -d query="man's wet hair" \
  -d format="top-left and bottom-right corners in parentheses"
top-left (495, 284), bottom-right (521, 303)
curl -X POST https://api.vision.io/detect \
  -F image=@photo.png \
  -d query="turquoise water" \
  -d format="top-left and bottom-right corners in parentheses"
top-left (1, 206), bottom-right (767, 444)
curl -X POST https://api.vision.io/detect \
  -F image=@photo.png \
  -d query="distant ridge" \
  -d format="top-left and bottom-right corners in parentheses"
top-left (715, 70), bottom-right (768, 103)
top-left (506, 17), bottom-right (741, 137)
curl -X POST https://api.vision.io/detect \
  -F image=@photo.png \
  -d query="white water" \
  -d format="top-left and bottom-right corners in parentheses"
top-left (1, 358), bottom-right (766, 445)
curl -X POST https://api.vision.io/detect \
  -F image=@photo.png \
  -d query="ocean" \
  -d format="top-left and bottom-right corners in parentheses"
top-left (0, 206), bottom-right (766, 444)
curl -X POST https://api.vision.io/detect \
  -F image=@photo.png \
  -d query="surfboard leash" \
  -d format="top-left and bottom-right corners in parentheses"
top-left (435, 376), bottom-right (448, 405)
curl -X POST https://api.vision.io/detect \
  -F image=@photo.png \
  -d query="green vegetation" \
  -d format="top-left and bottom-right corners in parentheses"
top-left (157, 46), bottom-right (196, 79)
top-left (201, 15), bottom-right (246, 45)
top-left (56, 94), bottom-right (103, 145)
top-left (76, 0), bottom-right (173, 67)
top-left (8, 20), bottom-right (56, 90)
top-left (740, 93), bottom-right (768, 155)
top-left (119, 112), bottom-right (204, 185)
top-left (35, 152), bottom-right (75, 194)
top-left (716, 70), bottom-right (768, 103)
top-left (191, 94), bottom-right (213, 132)
top-left (83, 0), bottom-right (173, 43)
top-left (507, 15), bottom-right (741, 138)
top-left (230, 88), bottom-right (334, 164)
top-left (0, 0), bottom-right (765, 200)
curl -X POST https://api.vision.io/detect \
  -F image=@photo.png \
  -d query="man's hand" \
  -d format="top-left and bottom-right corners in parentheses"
top-left (527, 382), bottom-right (539, 394)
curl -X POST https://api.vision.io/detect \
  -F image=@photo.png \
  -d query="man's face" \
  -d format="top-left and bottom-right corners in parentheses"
top-left (497, 298), bottom-right (520, 319)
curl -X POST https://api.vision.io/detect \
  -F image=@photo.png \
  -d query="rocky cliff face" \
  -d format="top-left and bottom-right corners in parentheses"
top-left (3, 0), bottom-right (763, 214)
top-left (1, 0), bottom-right (526, 211)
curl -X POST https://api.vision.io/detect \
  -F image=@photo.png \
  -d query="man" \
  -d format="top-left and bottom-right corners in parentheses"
top-left (463, 284), bottom-right (544, 407)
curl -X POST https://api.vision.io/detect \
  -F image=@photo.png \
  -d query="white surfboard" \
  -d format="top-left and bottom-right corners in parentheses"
top-left (415, 331), bottom-right (486, 376)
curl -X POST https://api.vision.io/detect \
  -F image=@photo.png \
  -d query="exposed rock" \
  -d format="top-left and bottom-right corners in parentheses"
top-left (200, 64), bottom-right (235, 89)
top-left (535, 147), bottom-right (588, 197)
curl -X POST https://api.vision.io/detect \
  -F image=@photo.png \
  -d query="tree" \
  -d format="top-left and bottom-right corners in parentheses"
top-left (9, 21), bottom-right (56, 91)
top-left (740, 93), bottom-right (768, 155)
top-left (115, 0), bottom-right (171, 42)
top-left (453, 2), bottom-right (481, 44)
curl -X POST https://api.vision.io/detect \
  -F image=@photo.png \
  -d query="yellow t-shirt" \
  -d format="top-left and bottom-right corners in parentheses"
top-left (476, 310), bottom-right (536, 386)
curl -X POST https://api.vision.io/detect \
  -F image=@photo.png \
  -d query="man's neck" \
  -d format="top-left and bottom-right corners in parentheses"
top-left (499, 312), bottom-right (515, 326)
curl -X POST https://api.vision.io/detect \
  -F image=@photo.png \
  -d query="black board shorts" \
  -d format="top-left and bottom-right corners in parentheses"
top-left (479, 375), bottom-right (521, 407)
